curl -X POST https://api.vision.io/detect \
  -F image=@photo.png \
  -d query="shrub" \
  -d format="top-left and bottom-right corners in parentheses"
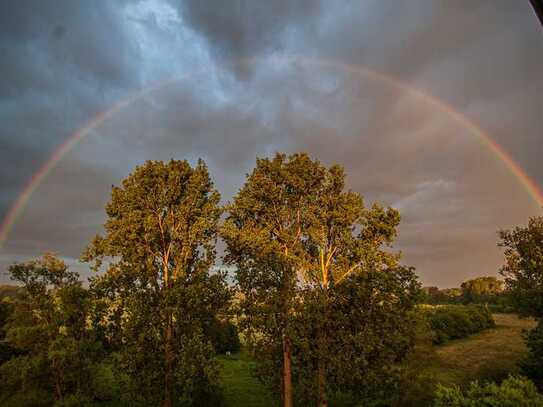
top-left (206, 318), bottom-right (241, 354)
top-left (521, 319), bottom-right (543, 387)
top-left (433, 375), bottom-right (543, 406)
top-left (422, 305), bottom-right (495, 344)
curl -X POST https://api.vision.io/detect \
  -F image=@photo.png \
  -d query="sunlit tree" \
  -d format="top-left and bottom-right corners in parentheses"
top-left (84, 159), bottom-right (228, 407)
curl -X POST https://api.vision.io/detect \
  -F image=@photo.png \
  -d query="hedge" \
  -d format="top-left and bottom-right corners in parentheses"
top-left (422, 305), bottom-right (495, 344)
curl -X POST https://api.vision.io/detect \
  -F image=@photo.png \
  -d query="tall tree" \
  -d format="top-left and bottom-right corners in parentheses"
top-left (298, 164), bottom-right (406, 406)
top-left (84, 159), bottom-right (228, 407)
top-left (222, 153), bottom-right (326, 407)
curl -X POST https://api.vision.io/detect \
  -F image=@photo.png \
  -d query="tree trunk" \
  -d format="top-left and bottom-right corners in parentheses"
top-left (52, 358), bottom-right (63, 401)
top-left (282, 331), bottom-right (293, 407)
top-left (318, 284), bottom-right (329, 407)
top-left (317, 356), bottom-right (327, 407)
top-left (163, 311), bottom-right (174, 407)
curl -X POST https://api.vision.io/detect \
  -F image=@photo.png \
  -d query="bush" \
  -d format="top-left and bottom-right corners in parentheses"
top-left (521, 319), bottom-right (543, 387)
top-left (433, 375), bottom-right (543, 406)
top-left (422, 305), bottom-right (495, 344)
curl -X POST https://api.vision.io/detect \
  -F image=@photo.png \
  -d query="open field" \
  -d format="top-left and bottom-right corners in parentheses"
top-left (218, 314), bottom-right (536, 407)
top-left (421, 313), bottom-right (536, 387)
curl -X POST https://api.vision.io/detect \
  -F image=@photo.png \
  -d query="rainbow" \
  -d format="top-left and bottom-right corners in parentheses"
top-left (1, 55), bottom-right (542, 247)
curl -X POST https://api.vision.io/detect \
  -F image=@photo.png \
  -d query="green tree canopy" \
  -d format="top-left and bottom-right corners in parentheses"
top-left (222, 153), bottom-right (325, 407)
top-left (83, 159), bottom-right (228, 407)
top-left (0, 253), bottom-right (104, 406)
top-left (499, 215), bottom-right (543, 318)
top-left (223, 152), bottom-right (420, 407)
top-left (460, 276), bottom-right (504, 303)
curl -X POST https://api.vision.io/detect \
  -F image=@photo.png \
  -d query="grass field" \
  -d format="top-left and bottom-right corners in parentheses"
top-left (218, 314), bottom-right (536, 407)
top-left (421, 313), bottom-right (536, 387)
top-left (217, 351), bottom-right (276, 407)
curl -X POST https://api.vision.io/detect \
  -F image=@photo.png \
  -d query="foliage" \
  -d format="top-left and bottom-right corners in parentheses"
top-left (222, 152), bottom-right (329, 405)
top-left (521, 319), bottom-right (543, 386)
top-left (206, 318), bottom-right (241, 354)
top-left (293, 267), bottom-right (422, 406)
top-left (498, 215), bottom-right (543, 319)
top-left (223, 152), bottom-right (420, 406)
top-left (433, 375), bottom-right (543, 406)
top-left (393, 310), bottom-right (439, 407)
top-left (83, 159), bottom-right (228, 406)
top-left (460, 277), bottom-right (504, 304)
top-left (422, 305), bottom-right (495, 344)
top-left (0, 298), bottom-right (18, 365)
top-left (0, 254), bottom-right (110, 406)
top-left (423, 287), bottom-right (463, 305)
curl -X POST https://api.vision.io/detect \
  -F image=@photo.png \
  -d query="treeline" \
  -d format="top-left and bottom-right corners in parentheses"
top-left (0, 152), bottom-right (542, 406)
top-left (422, 276), bottom-right (511, 312)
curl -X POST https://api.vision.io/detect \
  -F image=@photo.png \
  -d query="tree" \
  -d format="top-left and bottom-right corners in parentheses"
top-left (0, 253), bottom-right (104, 406)
top-left (460, 276), bottom-right (504, 304)
top-left (499, 215), bottom-right (543, 385)
top-left (223, 152), bottom-right (420, 406)
top-left (297, 164), bottom-right (404, 406)
top-left (521, 320), bottom-right (543, 386)
top-left (83, 159), bottom-right (228, 406)
top-left (222, 153), bottom-right (326, 407)
top-left (498, 215), bottom-right (543, 318)
top-left (293, 267), bottom-right (421, 406)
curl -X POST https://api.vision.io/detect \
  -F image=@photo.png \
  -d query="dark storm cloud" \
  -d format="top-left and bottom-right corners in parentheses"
top-left (1, 0), bottom-right (542, 287)
top-left (176, 0), bottom-right (322, 70)
top-left (0, 0), bottom-right (141, 220)
top-left (177, 0), bottom-right (543, 181)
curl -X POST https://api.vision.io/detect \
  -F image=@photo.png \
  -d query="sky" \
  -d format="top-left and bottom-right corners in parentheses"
top-left (0, 1), bottom-right (542, 287)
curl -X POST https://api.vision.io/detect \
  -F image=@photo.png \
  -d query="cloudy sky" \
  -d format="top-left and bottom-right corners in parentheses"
top-left (1, 1), bottom-right (542, 287)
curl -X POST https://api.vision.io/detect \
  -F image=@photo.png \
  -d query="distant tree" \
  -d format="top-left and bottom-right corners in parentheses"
top-left (498, 215), bottom-right (543, 318)
top-left (460, 276), bottom-right (504, 304)
top-left (422, 287), bottom-right (463, 305)
top-left (83, 159), bottom-right (228, 407)
top-left (0, 254), bottom-right (104, 406)
top-left (206, 318), bottom-right (241, 354)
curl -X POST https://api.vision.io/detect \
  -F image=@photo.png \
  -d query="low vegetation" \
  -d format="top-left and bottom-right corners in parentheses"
top-left (422, 305), bottom-right (495, 344)
top-left (434, 375), bottom-right (543, 406)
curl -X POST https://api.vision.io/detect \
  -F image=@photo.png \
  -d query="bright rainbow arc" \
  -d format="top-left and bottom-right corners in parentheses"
top-left (1, 55), bottom-right (542, 248)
